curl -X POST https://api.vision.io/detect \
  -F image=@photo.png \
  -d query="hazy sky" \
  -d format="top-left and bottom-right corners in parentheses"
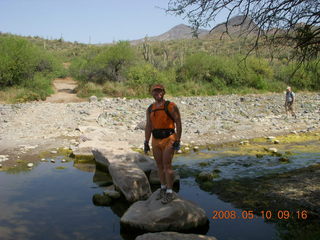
top-left (0, 0), bottom-right (227, 44)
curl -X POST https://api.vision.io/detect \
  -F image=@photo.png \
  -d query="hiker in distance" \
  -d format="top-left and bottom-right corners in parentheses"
top-left (284, 86), bottom-right (297, 118)
top-left (144, 84), bottom-right (182, 204)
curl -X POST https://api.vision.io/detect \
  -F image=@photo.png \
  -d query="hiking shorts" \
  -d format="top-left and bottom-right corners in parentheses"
top-left (285, 101), bottom-right (294, 111)
top-left (152, 133), bottom-right (177, 152)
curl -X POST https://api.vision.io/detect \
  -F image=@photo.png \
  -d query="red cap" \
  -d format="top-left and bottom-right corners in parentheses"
top-left (151, 84), bottom-right (165, 92)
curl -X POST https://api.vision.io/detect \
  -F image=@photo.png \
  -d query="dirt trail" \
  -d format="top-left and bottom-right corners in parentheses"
top-left (45, 77), bottom-right (84, 103)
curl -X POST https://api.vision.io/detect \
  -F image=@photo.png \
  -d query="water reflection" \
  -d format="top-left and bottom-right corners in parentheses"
top-left (0, 151), bottom-right (319, 240)
top-left (0, 159), bottom-right (122, 240)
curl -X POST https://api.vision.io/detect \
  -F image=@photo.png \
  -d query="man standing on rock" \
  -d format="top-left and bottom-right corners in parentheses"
top-left (144, 84), bottom-right (182, 204)
top-left (285, 86), bottom-right (296, 118)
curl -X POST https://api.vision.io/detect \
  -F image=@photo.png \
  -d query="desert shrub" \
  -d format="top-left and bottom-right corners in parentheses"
top-left (126, 63), bottom-right (164, 91)
top-left (75, 82), bottom-right (104, 98)
top-left (70, 41), bottom-right (136, 84)
top-left (0, 35), bottom-right (62, 88)
top-left (176, 53), bottom-right (275, 92)
top-left (275, 60), bottom-right (320, 90)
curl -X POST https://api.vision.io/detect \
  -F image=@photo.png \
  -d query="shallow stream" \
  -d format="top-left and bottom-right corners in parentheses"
top-left (0, 134), bottom-right (319, 240)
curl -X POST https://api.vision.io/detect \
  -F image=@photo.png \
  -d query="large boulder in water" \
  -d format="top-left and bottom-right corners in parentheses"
top-left (92, 147), bottom-right (156, 173)
top-left (135, 232), bottom-right (217, 240)
top-left (108, 162), bottom-right (151, 202)
top-left (121, 189), bottom-right (208, 232)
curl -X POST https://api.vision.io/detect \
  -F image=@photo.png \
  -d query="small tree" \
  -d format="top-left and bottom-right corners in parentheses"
top-left (93, 41), bottom-right (136, 83)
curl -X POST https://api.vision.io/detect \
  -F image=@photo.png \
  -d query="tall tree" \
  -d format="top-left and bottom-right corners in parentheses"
top-left (166, 0), bottom-right (320, 61)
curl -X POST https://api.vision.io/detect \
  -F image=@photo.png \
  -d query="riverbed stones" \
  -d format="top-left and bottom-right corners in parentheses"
top-left (108, 161), bottom-right (151, 202)
top-left (120, 189), bottom-right (208, 232)
top-left (0, 155), bottom-right (9, 162)
top-left (135, 232), bottom-right (218, 240)
top-left (134, 121), bottom-right (146, 130)
top-left (89, 96), bottom-right (98, 102)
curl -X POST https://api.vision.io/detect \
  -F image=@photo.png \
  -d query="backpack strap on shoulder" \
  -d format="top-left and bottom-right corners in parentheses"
top-left (147, 104), bottom-right (153, 114)
top-left (164, 100), bottom-right (174, 121)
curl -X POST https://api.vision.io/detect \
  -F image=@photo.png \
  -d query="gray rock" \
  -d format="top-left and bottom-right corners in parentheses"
top-left (73, 140), bottom-right (108, 158)
top-left (0, 155), bottom-right (9, 162)
top-left (121, 189), bottom-right (208, 232)
top-left (96, 112), bottom-right (111, 127)
top-left (197, 171), bottom-right (213, 181)
top-left (124, 152), bottom-right (156, 172)
top-left (89, 96), bottom-right (98, 102)
top-left (27, 163), bottom-right (34, 168)
top-left (135, 232), bottom-right (217, 240)
top-left (92, 148), bottom-right (156, 173)
top-left (135, 121), bottom-right (146, 130)
top-left (92, 193), bottom-right (112, 206)
top-left (103, 185), bottom-right (121, 199)
top-left (108, 162), bottom-right (151, 202)
top-left (268, 148), bottom-right (278, 153)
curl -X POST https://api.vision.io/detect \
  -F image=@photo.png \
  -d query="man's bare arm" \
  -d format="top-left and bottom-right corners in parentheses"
top-left (145, 109), bottom-right (152, 142)
top-left (171, 105), bottom-right (182, 141)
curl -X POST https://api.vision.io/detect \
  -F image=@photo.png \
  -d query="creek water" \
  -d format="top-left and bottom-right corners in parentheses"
top-left (0, 145), bottom-right (319, 240)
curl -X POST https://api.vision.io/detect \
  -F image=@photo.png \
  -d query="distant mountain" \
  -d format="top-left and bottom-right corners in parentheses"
top-left (130, 24), bottom-right (209, 45)
top-left (208, 15), bottom-right (259, 37)
top-left (130, 16), bottom-right (261, 45)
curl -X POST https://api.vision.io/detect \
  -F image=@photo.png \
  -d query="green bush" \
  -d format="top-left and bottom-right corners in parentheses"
top-left (175, 53), bottom-right (277, 92)
top-left (70, 41), bottom-right (136, 84)
top-left (0, 35), bottom-right (62, 88)
top-left (275, 61), bottom-right (320, 90)
top-left (0, 36), bottom-right (38, 87)
top-left (75, 82), bottom-right (104, 98)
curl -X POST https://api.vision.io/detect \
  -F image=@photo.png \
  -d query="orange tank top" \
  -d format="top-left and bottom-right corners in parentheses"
top-left (150, 101), bottom-right (175, 130)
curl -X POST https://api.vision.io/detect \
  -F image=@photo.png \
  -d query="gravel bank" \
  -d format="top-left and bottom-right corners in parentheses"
top-left (0, 92), bottom-right (319, 166)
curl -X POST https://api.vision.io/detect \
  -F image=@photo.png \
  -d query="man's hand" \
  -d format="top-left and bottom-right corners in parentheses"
top-left (144, 141), bottom-right (150, 153)
top-left (172, 141), bottom-right (180, 151)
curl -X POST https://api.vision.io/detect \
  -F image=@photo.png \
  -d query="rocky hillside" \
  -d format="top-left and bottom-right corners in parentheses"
top-left (208, 15), bottom-right (259, 37)
top-left (131, 15), bottom-right (259, 44)
top-left (131, 24), bottom-right (209, 45)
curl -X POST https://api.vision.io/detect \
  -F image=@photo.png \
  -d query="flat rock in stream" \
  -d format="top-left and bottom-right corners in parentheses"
top-left (121, 189), bottom-right (208, 232)
top-left (92, 147), bottom-right (156, 172)
top-left (135, 232), bottom-right (217, 240)
top-left (72, 140), bottom-right (107, 158)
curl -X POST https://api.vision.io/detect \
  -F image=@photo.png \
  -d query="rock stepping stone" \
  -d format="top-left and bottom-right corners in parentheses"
top-left (92, 147), bottom-right (156, 173)
top-left (135, 232), bottom-right (217, 240)
top-left (121, 189), bottom-right (208, 232)
top-left (108, 161), bottom-right (151, 202)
